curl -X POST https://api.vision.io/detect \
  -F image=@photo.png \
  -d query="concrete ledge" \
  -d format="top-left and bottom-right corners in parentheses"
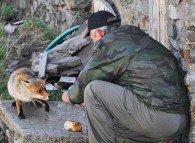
top-left (0, 100), bottom-right (132, 143)
top-left (0, 100), bottom-right (88, 143)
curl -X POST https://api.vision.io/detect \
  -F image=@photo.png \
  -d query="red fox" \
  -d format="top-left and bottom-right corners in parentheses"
top-left (7, 67), bottom-right (49, 119)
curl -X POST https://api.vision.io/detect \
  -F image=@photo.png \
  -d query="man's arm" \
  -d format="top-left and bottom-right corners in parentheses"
top-left (63, 38), bottom-right (129, 104)
top-left (67, 43), bottom-right (117, 104)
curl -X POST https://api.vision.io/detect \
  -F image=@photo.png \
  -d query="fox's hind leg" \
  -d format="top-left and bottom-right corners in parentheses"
top-left (12, 101), bottom-right (16, 106)
top-left (15, 100), bottom-right (25, 119)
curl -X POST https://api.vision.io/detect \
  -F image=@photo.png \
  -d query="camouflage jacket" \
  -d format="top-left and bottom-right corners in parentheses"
top-left (68, 25), bottom-right (189, 114)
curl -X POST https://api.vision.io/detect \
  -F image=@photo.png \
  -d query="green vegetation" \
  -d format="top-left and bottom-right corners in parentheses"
top-left (0, 2), bottom-right (13, 17)
top-left (19, 18), bottom-right (58, 40)
top-left (0, 17), bottom-right (61, 101)
top-left (48, 90), bottom-right (63, 101)
top-left (0, 24), bottom-right (5, 37)
top-left (0, 23), bottom-right (11, 100)
top-left (43, 26), bottom-right (58, 40)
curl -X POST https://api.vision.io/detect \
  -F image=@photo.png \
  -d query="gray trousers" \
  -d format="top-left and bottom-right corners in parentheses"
top-left (84, 80), bottom-right (187, 143)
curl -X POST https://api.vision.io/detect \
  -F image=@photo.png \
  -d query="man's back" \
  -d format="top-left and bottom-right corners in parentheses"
top-left (99, 25), bottom-right (189, 114)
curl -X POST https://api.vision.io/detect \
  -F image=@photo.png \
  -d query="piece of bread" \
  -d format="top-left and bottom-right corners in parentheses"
top-left (64, 121), bottom-right (82, 132)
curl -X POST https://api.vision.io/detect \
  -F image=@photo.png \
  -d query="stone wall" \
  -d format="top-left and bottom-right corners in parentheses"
top-left (5, 0), bottom-right (92, 33)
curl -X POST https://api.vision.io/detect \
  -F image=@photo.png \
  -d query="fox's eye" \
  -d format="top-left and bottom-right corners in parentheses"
top-left (38, 89), bottom-right (42, 93)
top-left (41, 86), bottom-right (46, 91)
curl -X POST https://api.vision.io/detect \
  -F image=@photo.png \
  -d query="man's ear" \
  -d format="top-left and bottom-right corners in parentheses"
top-left (96, 30), bottom-right (105, 38)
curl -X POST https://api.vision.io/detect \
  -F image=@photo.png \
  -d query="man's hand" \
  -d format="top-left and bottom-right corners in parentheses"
top-left (62, 91), bottom-right (85, 107)
top-left (62, 91), bottom-right (71, 104)
top-left (79, 102), bottom-right (85, 107)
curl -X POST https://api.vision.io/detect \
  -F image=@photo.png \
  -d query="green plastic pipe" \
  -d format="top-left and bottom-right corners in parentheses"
top-left (43, 25), bottom-right (80, 53)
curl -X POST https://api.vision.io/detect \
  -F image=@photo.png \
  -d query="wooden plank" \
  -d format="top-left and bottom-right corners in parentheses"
top-left (154, 0), bottom-right (160, 42)
top-left (149, 0), bottom-right (159, 40)
top-left (149, 0), bottom-right (154, 36)
top-left (59, 76), bottom-right (76, 83)
top-left (38, 52), bottom-right (48, 78)
top-left (149, 0), bottom-right (168, 47)
top-left (159, 0), bottom-right (168, 47)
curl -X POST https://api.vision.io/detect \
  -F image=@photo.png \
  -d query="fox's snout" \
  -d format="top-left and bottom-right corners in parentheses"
top-left (44, 96), bottom-right (49, 100)
top-left (41, 91), bottom-right (49, 100)
top-left (35, 89), bottom-right (49, 100)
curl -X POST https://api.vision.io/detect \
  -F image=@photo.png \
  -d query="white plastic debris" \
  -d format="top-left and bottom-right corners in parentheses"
top-left (4, 23), bottom-right (17, 34)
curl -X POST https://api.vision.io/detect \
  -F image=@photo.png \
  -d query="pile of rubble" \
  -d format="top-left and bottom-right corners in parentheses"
top-left (4, 20), bottom-right (92, 90)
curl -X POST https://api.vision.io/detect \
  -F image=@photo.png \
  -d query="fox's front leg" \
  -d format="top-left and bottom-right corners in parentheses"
top-left (41, 100), bottom-right (50, 112)
top-left (32, 99), bottom-right (49, 112)
top-left (15, 100), bottom-right (25, 119)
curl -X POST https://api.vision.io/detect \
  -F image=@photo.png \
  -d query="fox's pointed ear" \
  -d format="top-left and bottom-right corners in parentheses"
top-left (40, 74), bottom-right (48, 83)
top-left (21, 80), bottom-right (30, 87)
